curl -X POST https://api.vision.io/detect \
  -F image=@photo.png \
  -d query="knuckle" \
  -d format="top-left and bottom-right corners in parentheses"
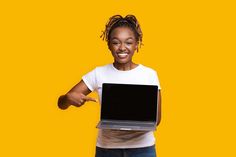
top-left (79, 93), bottom-right (85, 97)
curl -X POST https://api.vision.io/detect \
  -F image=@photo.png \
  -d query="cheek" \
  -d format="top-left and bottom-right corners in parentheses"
top-left (128, 45), bottom-right (137, 51)
top-left (110, 46), bottom-right (119, 52)
top-left (109, 47), bottom-right (118, 55)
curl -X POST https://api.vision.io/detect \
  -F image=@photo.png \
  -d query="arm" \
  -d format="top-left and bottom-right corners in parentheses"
top-left (57, 80), bottom-right (97, 110)
top-left (156, 90), bottom-right (162, 126)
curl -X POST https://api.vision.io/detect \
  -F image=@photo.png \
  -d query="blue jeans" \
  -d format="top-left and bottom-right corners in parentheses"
top-left (95, 145), bottom-right (156, 157)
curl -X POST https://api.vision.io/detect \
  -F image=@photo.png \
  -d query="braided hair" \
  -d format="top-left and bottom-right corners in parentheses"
top-left (100, 15), bottom-right (143, 52)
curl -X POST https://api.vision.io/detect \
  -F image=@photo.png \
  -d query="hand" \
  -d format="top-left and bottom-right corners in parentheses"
top-left (66, 92), bottom-right (98, 107)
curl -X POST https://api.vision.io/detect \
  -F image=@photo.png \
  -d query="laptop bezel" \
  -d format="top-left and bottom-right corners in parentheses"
top-left (100, 83), bottom-right (159, 124)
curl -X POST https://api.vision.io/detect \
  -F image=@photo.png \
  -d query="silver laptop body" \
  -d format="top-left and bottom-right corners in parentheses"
top-left (96, 83), bottom-right (159, 131)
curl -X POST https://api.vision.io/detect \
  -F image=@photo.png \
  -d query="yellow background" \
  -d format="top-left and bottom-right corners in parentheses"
top-left (1, 0), bottom-right (235, 156)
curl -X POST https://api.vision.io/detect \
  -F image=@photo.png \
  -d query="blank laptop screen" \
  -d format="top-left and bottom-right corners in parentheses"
top-left (101, 83), bottom-right (158, 122)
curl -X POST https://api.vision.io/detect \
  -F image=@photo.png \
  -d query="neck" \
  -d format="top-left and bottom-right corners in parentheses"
top-left (113, 61), bottom-right (138, 71)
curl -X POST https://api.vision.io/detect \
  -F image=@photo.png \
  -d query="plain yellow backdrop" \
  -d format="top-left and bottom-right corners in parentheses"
top-left (0, 0), bottom-right (235, 156)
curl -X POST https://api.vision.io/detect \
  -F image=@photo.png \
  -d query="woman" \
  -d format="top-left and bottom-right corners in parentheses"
top-left (58, 14), bottom-right (161, 157)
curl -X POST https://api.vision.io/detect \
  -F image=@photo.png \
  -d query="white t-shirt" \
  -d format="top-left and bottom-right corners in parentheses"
top-left (82, 63), bottom-right (161, 148)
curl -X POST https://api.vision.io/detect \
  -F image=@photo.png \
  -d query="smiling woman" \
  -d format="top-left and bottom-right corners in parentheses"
top-left (58, 14), bottom-right (161, 157)
top-left (101, 15), bottom-right (143, 70)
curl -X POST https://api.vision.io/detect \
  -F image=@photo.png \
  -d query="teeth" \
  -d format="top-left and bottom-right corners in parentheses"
top-left (118, 53), bottom-right (128, 57)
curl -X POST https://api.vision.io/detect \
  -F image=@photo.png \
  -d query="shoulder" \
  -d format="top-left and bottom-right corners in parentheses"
top-left (140, 64), bottom-right (158, 74)
top-left (87, 64), bottom-right (112, 75)
top-left (94, 64), bottom-right (112, 72)
top-left (82, 64), bottom-right (112, 82)
top-left (140, 64), bottom-right (161, 86)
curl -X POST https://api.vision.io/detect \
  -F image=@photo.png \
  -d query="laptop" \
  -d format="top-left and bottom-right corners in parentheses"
top-left (96, 83), bottom-right (159, 131)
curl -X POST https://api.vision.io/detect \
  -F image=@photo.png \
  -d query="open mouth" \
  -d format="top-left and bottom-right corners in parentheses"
top-left (117, 53), bottom-right (128, 58)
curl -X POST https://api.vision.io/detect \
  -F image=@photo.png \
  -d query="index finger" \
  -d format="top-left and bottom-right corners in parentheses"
top-left (83, 96), bottom-right (98, 102)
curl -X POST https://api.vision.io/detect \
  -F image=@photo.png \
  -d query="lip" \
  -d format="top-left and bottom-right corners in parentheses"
top-left (117, 53), bottom-right (128, 59)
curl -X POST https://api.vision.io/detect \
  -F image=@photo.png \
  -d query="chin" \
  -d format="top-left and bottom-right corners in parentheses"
top-left (115, 59), bottom-right (130, 64)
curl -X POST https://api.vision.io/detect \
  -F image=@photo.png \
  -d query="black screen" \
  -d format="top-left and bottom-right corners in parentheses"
top-left (101, 83), bottom-right (158, 121)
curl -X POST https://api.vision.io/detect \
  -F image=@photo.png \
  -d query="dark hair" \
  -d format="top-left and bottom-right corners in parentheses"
top-left (100, 14), bottom-right (143, 51)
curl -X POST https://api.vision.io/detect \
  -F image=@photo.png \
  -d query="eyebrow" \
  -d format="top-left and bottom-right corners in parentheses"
top-left (111, 37), bottom-right (135, 40)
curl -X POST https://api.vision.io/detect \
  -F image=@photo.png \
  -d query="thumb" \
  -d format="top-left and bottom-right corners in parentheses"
top-left (83, 96), bottom-right (98, 102)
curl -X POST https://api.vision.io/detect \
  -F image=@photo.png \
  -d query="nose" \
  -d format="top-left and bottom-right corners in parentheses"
top-left (119, 43), bottom-right (126, 51)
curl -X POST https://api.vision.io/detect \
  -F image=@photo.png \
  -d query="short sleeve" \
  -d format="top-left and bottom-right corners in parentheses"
top-left (152, 71), bottom-right (161, 90)
top-left (82, 68), bottom-right (98, 92)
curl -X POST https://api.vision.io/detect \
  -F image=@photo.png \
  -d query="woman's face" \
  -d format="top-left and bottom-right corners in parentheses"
top-left (108, 27), bottom-right (138, 64)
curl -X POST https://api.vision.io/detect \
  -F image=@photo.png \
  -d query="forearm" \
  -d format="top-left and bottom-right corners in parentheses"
top-left (156, 110), bottom-right (161, 126)
top-left (156, 90), bottom-right (162, 126)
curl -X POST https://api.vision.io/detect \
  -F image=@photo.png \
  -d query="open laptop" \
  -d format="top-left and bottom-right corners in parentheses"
top-left (96, 83), bottom-right (159, 131)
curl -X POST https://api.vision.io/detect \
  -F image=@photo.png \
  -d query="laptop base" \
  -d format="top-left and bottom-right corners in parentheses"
top-left (96, 120), bottom-right (156, 131)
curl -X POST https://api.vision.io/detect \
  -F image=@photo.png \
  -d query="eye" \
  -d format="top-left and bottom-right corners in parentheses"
top-left (112, 42), bottom-right (119, 45)
top-left (126, 42), bottom-right (133, 45)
